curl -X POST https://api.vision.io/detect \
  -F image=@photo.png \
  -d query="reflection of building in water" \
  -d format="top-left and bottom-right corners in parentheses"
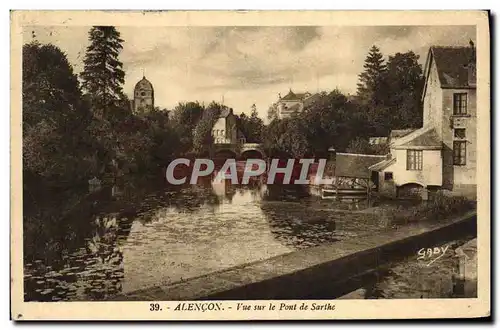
top-left (211, 179), bottom-right (236, 203)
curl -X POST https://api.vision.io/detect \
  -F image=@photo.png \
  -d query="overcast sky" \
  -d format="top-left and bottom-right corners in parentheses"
top-left (26, 25), bottom-right (475, 120)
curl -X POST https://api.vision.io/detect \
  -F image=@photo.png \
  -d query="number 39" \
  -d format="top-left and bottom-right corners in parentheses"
top-left (150, 303), bottom-right (161, 311)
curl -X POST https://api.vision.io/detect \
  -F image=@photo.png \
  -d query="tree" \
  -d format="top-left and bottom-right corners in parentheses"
top-left (238, 104), bottom-right (265, 143)
top-left (171, 101), bottom-right (204, 129)
top-left (250, 103), bottom-right (258, 117)
top-left (382, 51), bottom-right (424, 129)
top-left (168, 101), bottom-right (205, 154)
top-left (302, 90), bottom-right (365, 155)
top-left (23, 42), bottom-right (87, 128)
top-left (192, 102), bottom-right (225, 155)
top-left (22, 42), bottom-right (99, 184)
top-left (262, 119), bottom-right (291, 157)
top-left (80, 26), bottom-right (126, 120)
top-left (267, 103), bottom-right (279, 122)
top-left (356, 45), bottom-right (387, 106)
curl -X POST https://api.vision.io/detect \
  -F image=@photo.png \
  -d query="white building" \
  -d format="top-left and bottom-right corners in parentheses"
top-left (212, 108), bottom-right (246, 145)
top-left (369, 42), bottom-right (477, 199)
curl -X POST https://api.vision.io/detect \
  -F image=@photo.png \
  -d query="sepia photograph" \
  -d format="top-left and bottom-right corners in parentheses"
top-left (10, 10), bottom-right (490, 320)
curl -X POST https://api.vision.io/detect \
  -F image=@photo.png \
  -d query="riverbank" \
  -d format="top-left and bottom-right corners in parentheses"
top-left (110, 209), bottom-right (476, 301)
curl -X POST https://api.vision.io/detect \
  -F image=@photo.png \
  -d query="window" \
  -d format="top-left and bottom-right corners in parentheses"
top-left (406, 150), bottom-right (423, 170)
top-left (384, 172), bottom-right (393, 181)
top-left (454, 128), bottom-right (466, 139)
top-left (453, 141), bottom-right (467, 165)
top-left (220, 130), bottom-right (225, 137)
top-left (453, 93), bottom-right (468, 115)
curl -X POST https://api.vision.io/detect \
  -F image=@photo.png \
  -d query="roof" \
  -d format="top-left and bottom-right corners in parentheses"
top-left (391, 126), bottom-right (442, 150)
top-left (303, 93), bottom-right (320, 108)
top-left (219, 108), bottom-right (233, 118)
top-left (280, 89), bottom-right (313, 101)
top-left (428, 46), bottom-right (476, 88)
top-left (134, 76), bottom-right (154, 91)
top-left (369, 137), bottom-right (389, 145)
top-left (390, 129), bottom-right (415, 141)
top-left (368, 158), bottom-right (396, 171)
top-left (334, 152), bottom-right (387, 179)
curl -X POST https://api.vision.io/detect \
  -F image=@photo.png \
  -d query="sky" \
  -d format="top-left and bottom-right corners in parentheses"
top-left (25, 25), bottom-right (476, 120)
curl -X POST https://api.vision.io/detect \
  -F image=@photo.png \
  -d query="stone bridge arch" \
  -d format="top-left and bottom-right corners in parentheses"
top-left (240, 143), bottom-right (266, 159)
top-left (212, 143), bottom-right (266, 160)
top-left (397, 182), bottom-right (427, 200)
top-left (213, 148), bottom-right (238, 159)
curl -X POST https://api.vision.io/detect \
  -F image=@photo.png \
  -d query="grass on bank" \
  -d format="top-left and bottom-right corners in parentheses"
top-left (388, 192), bottom-right (476, 226)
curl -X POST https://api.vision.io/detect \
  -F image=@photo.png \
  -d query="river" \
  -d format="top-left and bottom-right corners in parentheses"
top-left (23, 175), bottom-right (471, 301)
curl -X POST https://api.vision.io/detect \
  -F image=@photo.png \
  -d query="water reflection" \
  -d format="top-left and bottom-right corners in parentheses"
top-left (24, 176), bottom-right (388, 301)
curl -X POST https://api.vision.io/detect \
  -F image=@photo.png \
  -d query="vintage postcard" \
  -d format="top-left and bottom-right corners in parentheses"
top-left (11, 10), bottom-right (490, 320)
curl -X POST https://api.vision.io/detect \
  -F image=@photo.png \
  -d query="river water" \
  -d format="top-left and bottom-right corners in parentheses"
top-left (23, 175), bottom-right (471, 301)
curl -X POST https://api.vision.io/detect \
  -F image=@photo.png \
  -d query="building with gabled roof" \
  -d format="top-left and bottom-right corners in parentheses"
top-left (276, 89), bottom-right (318, 119)
top-left (369, 41), bottom-right (477, 199)
top-left (212, 108), bottom-right (246, 145)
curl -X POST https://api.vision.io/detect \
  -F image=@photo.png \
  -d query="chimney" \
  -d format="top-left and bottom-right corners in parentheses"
top-left (467, 40), bottom-right (476, 87)
top-left (328, 147), bottom-right (336, 161)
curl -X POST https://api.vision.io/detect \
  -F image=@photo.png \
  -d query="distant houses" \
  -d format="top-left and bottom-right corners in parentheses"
top-left (276, 89), bottom-right (319, 119)
top-left (369, 42), bottom-right (477, 199)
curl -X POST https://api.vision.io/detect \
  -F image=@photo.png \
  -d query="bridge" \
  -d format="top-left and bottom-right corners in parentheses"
top-left (212, 142), bottom-right (266, 159)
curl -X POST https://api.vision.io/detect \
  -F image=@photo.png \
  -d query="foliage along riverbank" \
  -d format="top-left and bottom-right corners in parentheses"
top-left (23, 26), bottom-right (426, 196)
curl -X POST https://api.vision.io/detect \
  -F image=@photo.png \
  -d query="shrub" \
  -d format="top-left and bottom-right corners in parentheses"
top-left (390, 191), bottom-right (475, 225)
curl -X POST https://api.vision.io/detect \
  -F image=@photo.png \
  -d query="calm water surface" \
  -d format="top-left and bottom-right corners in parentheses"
top-left (24, 175), bottom-right (396, 301)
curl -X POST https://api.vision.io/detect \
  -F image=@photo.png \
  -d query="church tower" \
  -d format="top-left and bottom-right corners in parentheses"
top-left (133, 75), bottom-right (154, 114)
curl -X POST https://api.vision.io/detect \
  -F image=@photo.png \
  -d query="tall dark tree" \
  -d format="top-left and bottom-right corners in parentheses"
top-left (383, 51), bottom-right (425, 128)
top-left (192, 102), bottom-right (225, 155)
top-left (80, 26), bottom-right (126, 119)
top-left (267, 102), bottom-right (279, 122)
top-left (238, 104), bottom-right (264, 143)
top-left (171, 101), bottom-right (204, 129)
top-left (22, 42), bottom-right (99, 184)
top-left (356, 45), bottom-right (387, 106)
top-left (250, 103), bottom-right (258, 117)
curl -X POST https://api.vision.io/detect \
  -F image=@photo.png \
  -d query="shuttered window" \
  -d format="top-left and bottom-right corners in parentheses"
top-left (406, 150), bottom-right (423, 170)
